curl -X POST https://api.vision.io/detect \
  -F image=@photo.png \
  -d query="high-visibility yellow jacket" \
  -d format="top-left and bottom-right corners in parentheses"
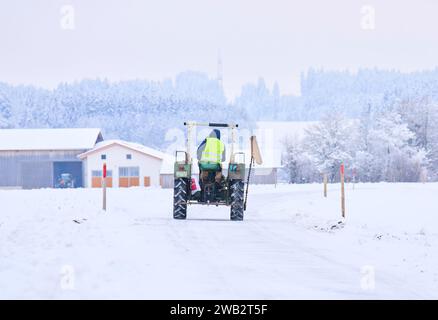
top-left (200, 137), bottom-right (225, 164)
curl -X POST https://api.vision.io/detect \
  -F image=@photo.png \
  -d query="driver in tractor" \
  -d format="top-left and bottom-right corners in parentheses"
top-left (197, 129), bottom-right (226, 187)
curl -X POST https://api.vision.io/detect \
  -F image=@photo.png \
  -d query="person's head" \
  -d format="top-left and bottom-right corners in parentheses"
top-left (209, 129), bottom-right (221, 140)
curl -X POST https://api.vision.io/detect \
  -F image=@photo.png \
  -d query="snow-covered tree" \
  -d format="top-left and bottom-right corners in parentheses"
top-left (304, 112), bottom-right (355, 182)
top-left (364, 111), bottom-right (426, 182)
top-left (0, 86), bottom-right (12, 128)
top-left (0, 67), bottom-right (438, 181)
top-left (281, 134), bottom-right (318, 183)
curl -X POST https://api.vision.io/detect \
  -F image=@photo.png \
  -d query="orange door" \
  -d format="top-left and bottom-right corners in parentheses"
top-left (119, 177), bottom-right (129, 187)
top-left (144, 176), bottom-right (151, 187)
top-left (92, 177), bottom-right (102, 188)
top-left (92, 177), bottom-right (113, 188)
top-left (119, 177), bottom-right (139, 187)
top-left (130, 177), bottom-right (139, 186)
top-left (105, 177), bottom-right (113, 187)
top-left (118, 167), bottom-right (139, 187)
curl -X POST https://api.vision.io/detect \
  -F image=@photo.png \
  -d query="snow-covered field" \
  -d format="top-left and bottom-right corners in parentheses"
top-left (1, 183), bottom-right (437, 299)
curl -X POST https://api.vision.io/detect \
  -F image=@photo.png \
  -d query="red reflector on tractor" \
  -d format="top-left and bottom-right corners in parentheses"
top-left (191, 178), bottom-right (197, 191)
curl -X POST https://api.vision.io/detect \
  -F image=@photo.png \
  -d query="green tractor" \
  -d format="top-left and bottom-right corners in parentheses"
top-left (173, 122), bottom-right (262, 221)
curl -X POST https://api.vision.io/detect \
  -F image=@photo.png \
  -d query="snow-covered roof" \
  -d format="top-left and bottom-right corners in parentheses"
top-left (0, 128), bottom-right (103, 151)
top-left (78, 139), bottom-right (166, 160)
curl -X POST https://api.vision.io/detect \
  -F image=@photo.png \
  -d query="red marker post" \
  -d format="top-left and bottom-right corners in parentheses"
top-left (103, 163), bottom-right (107, 180)
top-left (340, 163), bottom-right (345, 218)
top-left (102, 163), bottom-right (107, 211)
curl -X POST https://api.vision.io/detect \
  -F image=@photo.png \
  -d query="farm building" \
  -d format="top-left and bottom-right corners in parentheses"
top-left (78, 140), bottom-right (169, 188)
top-left (0, 128), bottom-right (103, 189)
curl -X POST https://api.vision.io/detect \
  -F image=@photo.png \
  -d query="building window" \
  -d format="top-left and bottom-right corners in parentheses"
top-left (119, 167), bottom-right (128, 177)
top-left (92, 170), bottom-right (102, 177)
top-left (130, 167), bottom-right (139, 177)
top-left (119, 167), bottom-right (139, 177)
top-left (101, 154), bottom-right (106, 160)
top-left (118, 167), bottom-right (139, 187)
top-left (92, 170), bottom-right (112, 177)
top-left (126, 154), bottom-right (132, 160)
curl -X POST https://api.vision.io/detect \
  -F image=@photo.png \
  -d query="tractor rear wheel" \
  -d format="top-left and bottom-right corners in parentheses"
top-left (230, 180), bottom-right (244, 221)
top-left (173, 178), bottom-right (188, 219)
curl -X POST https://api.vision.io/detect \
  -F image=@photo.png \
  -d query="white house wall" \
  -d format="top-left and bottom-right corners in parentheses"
top-left (84, 144), bottom-right (162, 187)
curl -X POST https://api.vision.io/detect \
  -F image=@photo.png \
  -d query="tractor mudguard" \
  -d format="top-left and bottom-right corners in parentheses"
top-left (174, 162), bottom-right (192, 179)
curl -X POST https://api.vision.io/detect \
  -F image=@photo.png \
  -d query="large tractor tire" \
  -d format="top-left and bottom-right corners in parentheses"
top-left (230, 180), bottom-right (244, 221)
top-left (173, 178), bottom-right (188, 219)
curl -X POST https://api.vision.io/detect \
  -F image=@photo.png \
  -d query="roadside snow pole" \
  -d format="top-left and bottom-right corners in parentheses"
top-left (323, 173), bottom-right (328, 197)
top-left (102, 163), bottom-right (107, 211)
top-left (340, 163), bottom-right (345, 218)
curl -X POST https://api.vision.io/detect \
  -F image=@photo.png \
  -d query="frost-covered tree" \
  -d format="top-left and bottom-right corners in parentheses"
top-left (281, 134), bottom-right (318, 183)
top-left (0, 86), bottom-right (12, 128)
top-left (174, 71), bottom-right (226, 106)
top-left (362, 111), bottom-right (426, 182)
top-left (392, 95), bottom-right (438, 180)
top-left (304, 112), bottom-right (355, 182)
top-left (425, 103), bottom-right (438, 180)
top-left (235, 78), bottom-right (285, 121)
top-left (0, 74), bottom-right (250, 149)
top-left (1, 67), bottom-right (438, 181)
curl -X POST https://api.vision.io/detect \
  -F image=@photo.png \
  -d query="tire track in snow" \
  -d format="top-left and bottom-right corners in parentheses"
top-left (167, 218), bottom-right (241, 298)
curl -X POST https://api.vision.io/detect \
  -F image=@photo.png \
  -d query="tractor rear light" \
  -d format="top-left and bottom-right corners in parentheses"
top-left (191, 178), bottom-right (197, 191)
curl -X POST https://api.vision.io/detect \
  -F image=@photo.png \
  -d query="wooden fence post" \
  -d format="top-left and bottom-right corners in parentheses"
top-left (323, 173), bottom-right (328, 198)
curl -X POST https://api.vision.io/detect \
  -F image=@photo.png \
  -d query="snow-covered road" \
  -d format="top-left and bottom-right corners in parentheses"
top-left (1, 183), bottom-right (437, 299)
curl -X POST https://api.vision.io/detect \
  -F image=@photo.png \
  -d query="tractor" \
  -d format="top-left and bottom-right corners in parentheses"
top-left (173, 122), bottom-right (262, 221)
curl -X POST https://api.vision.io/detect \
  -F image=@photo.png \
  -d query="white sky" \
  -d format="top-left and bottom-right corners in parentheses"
top-left (1, 0), bottom-right (438, 99)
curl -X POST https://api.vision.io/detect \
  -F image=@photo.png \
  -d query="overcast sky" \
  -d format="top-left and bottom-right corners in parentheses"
top-left (1, 0), bottom-right (438, 99)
